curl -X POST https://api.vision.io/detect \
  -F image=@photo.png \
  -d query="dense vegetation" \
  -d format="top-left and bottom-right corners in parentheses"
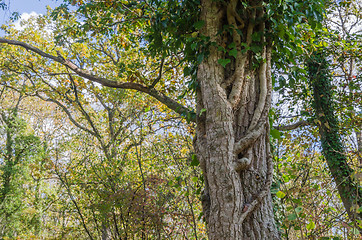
top-left (0, 0), bottom-right (361, 239)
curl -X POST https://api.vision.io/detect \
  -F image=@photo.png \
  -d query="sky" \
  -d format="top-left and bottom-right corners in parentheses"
top-left (1, 0), bottom-right (61, 26)
top-left (5, 0), bottom-right (60, 14)
top-left (0, 0), bottom-right (62, 35)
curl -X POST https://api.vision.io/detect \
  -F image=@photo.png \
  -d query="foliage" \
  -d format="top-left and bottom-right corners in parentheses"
top-left (308, 49), bottom-right (362, 233)
top-left (0, 11), bottom-right (205, 238)
top-left (0, 0), bottom-right (361, 239)
top-left (0, 92), bottom-right (50, 239)
top-left (271, 0), bottom-right (362, 238)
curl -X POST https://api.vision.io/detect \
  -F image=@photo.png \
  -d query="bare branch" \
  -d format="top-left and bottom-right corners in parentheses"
top-left (274, 120), bottom-right (309, 131)
top-left (35, 93), bottom-right (97, 137)
top-left (149, 58), bottom-right (164, 88)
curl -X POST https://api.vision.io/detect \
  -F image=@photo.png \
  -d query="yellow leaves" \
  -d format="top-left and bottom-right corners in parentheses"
top-left (79, 44), bottom-right (89, 58)
top-left (353, 172), bottom-right (362, 184)
top-left (22, 207), bottom-right (37, 215)
top-left (276, 191), bottom-right (286, 199)
top-left (105, 0), bottom-right (114, 8)
top-left (70, 43), bottom-right (90, 59)
top-left (71, 0), bottom-right (84, 6)
top-left (314, 119), bottom-right (321, 126)
top-left (306, 221), bottom-right (316, 230)
top-left (119, 37), bottom-right (128, 48)
top-left (350, 204), bottom-right (362, 214)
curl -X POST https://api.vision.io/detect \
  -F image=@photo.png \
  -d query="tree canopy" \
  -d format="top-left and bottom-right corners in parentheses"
top-left (0, 0), bottom-right (361, 239)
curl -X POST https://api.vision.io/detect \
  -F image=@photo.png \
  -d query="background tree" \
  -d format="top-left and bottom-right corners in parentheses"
top-left (271, 0), bottom-right (362, 238)
top-left (0, 13), bottom-right (205, 239)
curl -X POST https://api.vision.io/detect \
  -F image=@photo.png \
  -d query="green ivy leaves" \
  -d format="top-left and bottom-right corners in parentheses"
top-left (217, 58), bottom-right (231, 68)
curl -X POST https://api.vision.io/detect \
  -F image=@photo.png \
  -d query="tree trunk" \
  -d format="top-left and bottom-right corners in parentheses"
top-left (194, 0), bottom-right (279, 239)
top-left (308, 50), bottom-right (362, 234)
top-left (357, 129), bottom-right (362, 166)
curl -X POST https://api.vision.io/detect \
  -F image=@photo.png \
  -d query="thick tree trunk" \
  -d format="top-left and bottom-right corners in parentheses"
top-left (194, 0), bottom-right (279, 239)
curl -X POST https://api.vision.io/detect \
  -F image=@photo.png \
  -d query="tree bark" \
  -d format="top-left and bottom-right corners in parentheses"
top-left (194, 0), bottom-right (279, 239)
top-left (357, 129), bottom-right (362, 166)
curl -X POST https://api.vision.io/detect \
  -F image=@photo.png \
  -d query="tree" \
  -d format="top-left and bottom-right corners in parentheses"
top-left (272, 0), bottom-right (362, 235)
top-left (0, 90), bottom-right (49, 238)
top-left (0, 0), bottom-right (327, 239)
top-left (308, 49), bottom-right (362, 234)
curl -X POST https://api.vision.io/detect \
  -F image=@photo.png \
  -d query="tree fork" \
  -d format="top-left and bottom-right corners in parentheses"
top-left (195, 0), bottom-right (279, 239)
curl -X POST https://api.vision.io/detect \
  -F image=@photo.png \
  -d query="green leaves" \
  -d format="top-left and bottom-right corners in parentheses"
top-left (229, 48), bottom-right (238, 58)
top-left (306, 221), bottom-right (316, 230)
top-left (190, 154), bottom-right (199, 166)
top-left (287, 213), bottom-right (297, 221)
top-left (218, 58), bottom-right (231, 68)
top-left (295, 206), bottom-right (303, 214)
top-left (193, 20), bottom-right (205, 30)
top-left (267, 0), bottom-right (326, 75)
top-left (357, 206), bottom-right (362, 214)
top-left (270, 128), bottom-right (281, 139)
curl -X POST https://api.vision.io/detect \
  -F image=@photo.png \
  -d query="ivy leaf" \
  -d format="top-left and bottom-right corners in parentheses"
top-left (295, 206), bottom-right (303, 214)
top-left (250, 45), bottom-right (262, 53)
top-left (352, 228), bottom-right (360, 235)
top-left (229, 48), bottom-right (238, 58)
top-left (197, 53), bottom-right (204, 64)
top-left (287, 213), bottom-right (297, 221)
top-left (199, 108), bottom-right (206, 116)
top-left (252, 32), bottom-right (261, 41)
top-left (194, 20), bottom-right (205, 30)
top-left (218, 58), bottom-right (231, 68)
top-left (228, 42), bottom-right (236, 49)
top-left (270, 129), bottom-right (281, 139)
top-left (190, 154), bottom-right (199, 166)
top-left (356, 206), bottom-right (362, 214)
top-left (191, 42), bottom-right (198, 50)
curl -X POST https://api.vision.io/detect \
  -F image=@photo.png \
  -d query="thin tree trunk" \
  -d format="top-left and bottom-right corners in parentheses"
top-left (308, 50), bottom-right (362, 234)
top-left (357, 129), bottom-right (362, 166)
top-left (194, 0), bottom-right (279, 239)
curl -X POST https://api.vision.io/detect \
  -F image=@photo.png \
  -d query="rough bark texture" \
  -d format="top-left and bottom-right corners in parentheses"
top-left (194, 0), bottom-right (279, 239)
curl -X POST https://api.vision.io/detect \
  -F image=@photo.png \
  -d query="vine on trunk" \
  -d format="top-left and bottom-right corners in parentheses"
top-left (308, 49), bottom-right (362, 233)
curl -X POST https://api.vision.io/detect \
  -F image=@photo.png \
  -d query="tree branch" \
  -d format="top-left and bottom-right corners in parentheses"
top-left (149, 58), bottom-right (164, 88)
top-left (0, 38), bottom-right (195, 122)
top-left (274, 120), bottom-right (309, 131)
top-left (36, 93), bottom-right (97, 137)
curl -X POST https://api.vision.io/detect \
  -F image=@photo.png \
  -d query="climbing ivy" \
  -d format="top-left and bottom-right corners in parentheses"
top-left (308, 49), bottom-right (362, 233)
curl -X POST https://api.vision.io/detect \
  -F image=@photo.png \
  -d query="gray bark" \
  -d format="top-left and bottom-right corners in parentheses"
top-left (194, 0), bottom-right (280, 239)
top-left (357, 129), bottom-right (362, 166)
